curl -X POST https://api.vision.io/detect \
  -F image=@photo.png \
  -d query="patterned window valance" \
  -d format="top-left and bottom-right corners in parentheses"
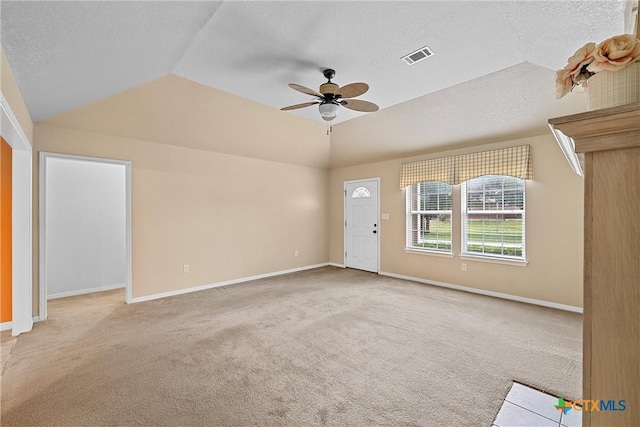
top-left (399, 145), bottom-right (533, 188)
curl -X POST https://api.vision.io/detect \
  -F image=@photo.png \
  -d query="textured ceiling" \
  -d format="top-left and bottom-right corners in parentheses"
top-left (0, 1), bottom-right (627, 167)
top-left (1, 1), bottom-right (223, 121)
top-left (330, 62), bottom-right (589, 168)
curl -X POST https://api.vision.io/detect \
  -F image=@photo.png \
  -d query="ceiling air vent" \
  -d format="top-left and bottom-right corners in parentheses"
top-left (401, 45), bottom-right (435, 65)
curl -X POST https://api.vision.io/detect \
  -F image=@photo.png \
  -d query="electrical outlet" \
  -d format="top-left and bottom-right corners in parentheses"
top-left (294, 250), bottom-right (299, 257)
top-left (183, 264), bottom-right (190, 273)
top-left (461, 263), bottom-right (467, 271)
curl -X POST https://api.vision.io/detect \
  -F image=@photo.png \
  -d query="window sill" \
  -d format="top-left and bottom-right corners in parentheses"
top-left (404, 248), bottom-right (454, 258)
top-left (458, 254), bottom-right (528, 267)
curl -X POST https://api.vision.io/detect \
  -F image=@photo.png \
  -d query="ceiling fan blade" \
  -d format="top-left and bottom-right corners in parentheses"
top-left (288, 83), bottom-right (323, 98)
top-left (336, 82), bottom-right (369, 98)
top-left (280, 101), bottom-right (320, 111)
top-left (342, 99), bottom-right (379, 112)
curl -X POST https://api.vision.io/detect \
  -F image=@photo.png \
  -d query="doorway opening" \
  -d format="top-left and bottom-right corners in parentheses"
top-left (39, 153), bottom-right (132, 321)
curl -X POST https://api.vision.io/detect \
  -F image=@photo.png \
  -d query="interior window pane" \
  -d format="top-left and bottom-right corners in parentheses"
top-left (462, 175), bottom-right (525, 260)
top-left (407, 181), bottom-right (453, 253)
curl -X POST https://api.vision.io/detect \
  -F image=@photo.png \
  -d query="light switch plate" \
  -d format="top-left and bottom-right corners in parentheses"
top-left (381, 213), bottom-right (390, 220)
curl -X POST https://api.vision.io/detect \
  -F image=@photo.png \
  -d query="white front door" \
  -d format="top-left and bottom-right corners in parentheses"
top-left (345, 179), bottom-right (379, 273)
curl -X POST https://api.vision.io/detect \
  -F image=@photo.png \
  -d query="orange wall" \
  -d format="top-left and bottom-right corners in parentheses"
top-left (1, 137), bottom-right (12, 322)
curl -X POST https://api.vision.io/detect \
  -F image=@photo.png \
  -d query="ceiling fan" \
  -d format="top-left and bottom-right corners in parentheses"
top-left (281, 69), bottom-right (379, 121)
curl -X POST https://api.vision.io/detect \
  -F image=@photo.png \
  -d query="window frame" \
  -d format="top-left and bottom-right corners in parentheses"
top-left (405, 181), bottom-right (453, 254)
top-left (460, 175), bottom-right (526, 261)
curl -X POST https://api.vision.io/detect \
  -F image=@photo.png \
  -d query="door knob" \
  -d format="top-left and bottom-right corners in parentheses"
top-left (373, 230), bottom-right (377, 234)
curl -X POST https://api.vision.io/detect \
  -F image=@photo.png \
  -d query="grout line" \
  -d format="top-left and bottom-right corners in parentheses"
top-left (498, 381), bottom-right (578, 426)
top-left (502, 400), bottom-right (561, 424)
top-left (511, 380), bottom-right (568, 401)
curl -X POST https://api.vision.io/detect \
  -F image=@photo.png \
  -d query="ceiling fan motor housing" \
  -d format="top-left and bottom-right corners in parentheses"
top-left (320, 82), bottom-right (339, 95)
top-left (320, 69), bottom-right (339, 95)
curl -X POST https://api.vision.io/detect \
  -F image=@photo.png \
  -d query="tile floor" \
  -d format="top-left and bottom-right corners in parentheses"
top-left (492, 382), bottom-right (582, 427)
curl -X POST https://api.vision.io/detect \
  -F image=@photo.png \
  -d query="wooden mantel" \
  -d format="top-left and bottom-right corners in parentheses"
top-left (549, 102), bottom-right (640, 154)
top-left (549, 103), bottom-right (640, 427)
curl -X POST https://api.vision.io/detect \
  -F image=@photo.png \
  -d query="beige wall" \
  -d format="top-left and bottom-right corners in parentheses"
top-left (329, 134), bottom-right (584, 307)
top-left (33, 124), bottom-right (329, 309)
top-left (24, 67), bottom-right (583, 311)
top-left (1, 48), bottom-right (33, 144)
top-left (44, 74), bottom-right (330, 169)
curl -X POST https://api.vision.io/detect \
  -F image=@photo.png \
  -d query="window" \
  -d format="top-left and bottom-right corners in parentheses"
top-left (351, 187), bottom-right (371, 198)
top-left (406, 181), bottom-right (452, 252)
top-left (461, 175), bottom-right (525, 259)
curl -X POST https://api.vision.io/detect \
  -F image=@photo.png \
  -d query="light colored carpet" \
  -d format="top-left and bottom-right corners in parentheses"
top-left (1, 267), bottom-right (581, 426)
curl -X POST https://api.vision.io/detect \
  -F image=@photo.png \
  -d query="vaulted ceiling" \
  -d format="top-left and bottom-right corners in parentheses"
top-left (1, 1), bottom-right (627, 167)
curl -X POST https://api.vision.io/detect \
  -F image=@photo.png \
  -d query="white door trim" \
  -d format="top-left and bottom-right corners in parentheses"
top-left (39, 152), bottom-right (133, 321)
top-left (343, 177), bottom-right (380, 273)
top-left (1, 91), bottom-right (33, 336)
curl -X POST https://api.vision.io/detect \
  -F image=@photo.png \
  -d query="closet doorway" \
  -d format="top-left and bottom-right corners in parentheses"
top-left (39, 153), bottom-right (132, 321)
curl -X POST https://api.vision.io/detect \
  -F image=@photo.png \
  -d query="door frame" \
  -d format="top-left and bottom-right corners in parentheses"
top-left (1, 92), bottom-right (33, 336)
top-left (343, 177), bottom-right (380, 273)
top-left (39, 152), bottom-right (133, 321)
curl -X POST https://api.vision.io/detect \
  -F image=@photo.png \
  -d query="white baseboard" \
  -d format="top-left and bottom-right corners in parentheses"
top-left (2, 318), bottom-right (39, 335)
top-left (1, 317), bottom-right (42, 333)
top-left (328, 262), bottom-right (345, 268)
top-left (0, 321), bottom-right (12, 331)
top-left (379, 271), bottom-right (583, 313)
top-left (130, 263), bottom-right (330, 304)
top-left (47, 283), bottom-right (126, 300)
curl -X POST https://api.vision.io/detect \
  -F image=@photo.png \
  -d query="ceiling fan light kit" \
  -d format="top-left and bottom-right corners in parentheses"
top-left (281, 68), bottom-right (379, 122)
top-left (318, 103), bottom-right (339, 121)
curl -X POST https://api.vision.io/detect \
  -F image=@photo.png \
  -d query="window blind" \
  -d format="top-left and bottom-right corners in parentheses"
top-left (406, 181), bottom-right (453, 252)
top-left (399, 145), bottom-right (533, 188)
top-left (461, 175), bottom-right (526, 259)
